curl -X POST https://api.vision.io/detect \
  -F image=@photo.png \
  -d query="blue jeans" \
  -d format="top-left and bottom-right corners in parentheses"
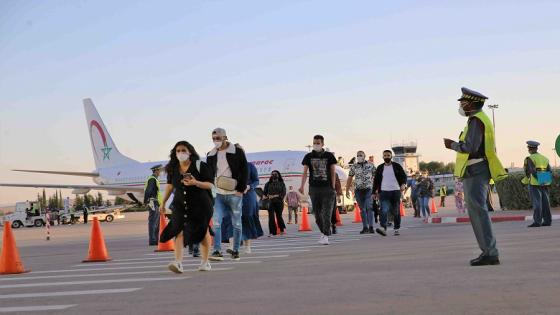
top-left (463, 161), bottom-right (499, 257)
top-left (355, 189), bottom-right (373, 228)
top-left (530, 185), bottom-right (551, 226)
top-left (419, 196), bottom-right (430, 217)
top-left (380, 190), bottom-right (401, 230)
top-left (213, 194), bottom-right (243, 252)
top-left (148, 206), bottom-right (160, 245)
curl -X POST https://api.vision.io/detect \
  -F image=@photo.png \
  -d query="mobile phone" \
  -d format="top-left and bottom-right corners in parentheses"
top-left (183, 173), bottom-right (193, 180)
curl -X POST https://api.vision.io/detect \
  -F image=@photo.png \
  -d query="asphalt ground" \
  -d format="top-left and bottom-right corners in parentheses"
top-left (1, 210), bottom-right (560, 315)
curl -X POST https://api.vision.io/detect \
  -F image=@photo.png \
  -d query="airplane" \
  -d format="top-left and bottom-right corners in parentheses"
top-left (0, 99), bottom-right (348, 204)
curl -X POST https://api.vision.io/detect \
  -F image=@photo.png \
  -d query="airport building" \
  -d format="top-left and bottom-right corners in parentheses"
top-left (392, 141), bottom-right (420, 175)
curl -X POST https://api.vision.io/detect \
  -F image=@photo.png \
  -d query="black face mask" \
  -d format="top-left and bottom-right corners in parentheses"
top-left (272, 175), bottom-right (279, 181)
top-left (384, 158), bottom-right (392, 163)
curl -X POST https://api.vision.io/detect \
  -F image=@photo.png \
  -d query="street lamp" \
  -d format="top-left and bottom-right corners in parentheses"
top-left (305, 145), bottom-right (312, 152)
top-left (487, 104), bottom-right (499, 130)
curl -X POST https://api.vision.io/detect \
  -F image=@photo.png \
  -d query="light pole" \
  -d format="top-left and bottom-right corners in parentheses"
top-left (487, 104), bottom-right (499, 130)
top-left (305, 145), bottom-right (312, 152)
top-left (488, 104), bottom-right (499, 152)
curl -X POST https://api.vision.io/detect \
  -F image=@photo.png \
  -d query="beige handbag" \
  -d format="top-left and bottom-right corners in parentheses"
top-left (216, 176), bottom-right (237, 191)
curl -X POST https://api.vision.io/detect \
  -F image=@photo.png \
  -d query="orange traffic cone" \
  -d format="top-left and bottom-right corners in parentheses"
top-left (155, 213), bottom-right (174, 252)
top-left (335, 208), bottom-right (343, 226)
top-left (400, 202), bottom-right (406, 217)
top-left (298, 207), bottom-right (312, 232)
top-left (353, 203), bottom-right (362, 223)
top-left (430, 198), bottom-right (438, 214)
top-left (83, 217), bottom-right (111, 262)
top-left (0, 222), bottom-right (30, 274)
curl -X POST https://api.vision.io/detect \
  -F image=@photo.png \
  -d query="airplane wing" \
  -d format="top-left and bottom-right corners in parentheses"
top-left (0, 183), bottom-right (144, 192)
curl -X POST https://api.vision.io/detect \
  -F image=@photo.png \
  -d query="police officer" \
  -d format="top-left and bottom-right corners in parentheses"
top-left (144, 164), bottom-right (163, 246)
top-left (522, 141), bottom-right (553, 227)
top-left (444, 87), bottom-right (508, 266)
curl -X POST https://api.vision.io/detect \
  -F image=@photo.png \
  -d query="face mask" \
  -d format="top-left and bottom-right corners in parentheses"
top-left (313, 144), bottom-right (322, 152)
top-left (383, 158), bottom-right (391, 163)
top-left (357, 156), bottom-right (365, 163)
top-left (458, 107), bottom-right (467, 117)
top-left (213, 141), bottom-right (222, 149)
top-left (177, 152), bottom-right (190, 162)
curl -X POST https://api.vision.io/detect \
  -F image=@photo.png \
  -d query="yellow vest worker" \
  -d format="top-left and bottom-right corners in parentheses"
top-left (444, 87), bottom-right (504, 266)
top-left (523, 141), bottom-right (553, 227)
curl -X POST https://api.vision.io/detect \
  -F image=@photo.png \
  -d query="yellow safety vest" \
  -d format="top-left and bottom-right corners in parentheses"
top-left (454, 111), bottom-right (508, 181)
top-left (522, 153), bottom-right (551, 186)
top-left (144, 175), bottom-right (162, 205)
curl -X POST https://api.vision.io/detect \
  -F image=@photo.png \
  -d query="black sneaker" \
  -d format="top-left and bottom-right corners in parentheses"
top-left (231, 251), bottom-right (240, 261)
top-left (193, 248), bottom-right (200, 258)
top-left (376, 228), bottom-right (387, 236)
top-left (369, 227), bottom-right (375, 234)
top-left (331, 225), bottom-right (337, 234)
top-left (527, 223), bottom-right (541, 228)
top-left (209, 251), bottom-right (224, 261)
top-left (226, 248), bottom-right (234, 255)
top-left (359, 228), bottom-right (368, 234)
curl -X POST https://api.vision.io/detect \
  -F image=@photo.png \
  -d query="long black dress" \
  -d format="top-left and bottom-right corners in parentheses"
top-left (160, 160), bottom-right (214, 247)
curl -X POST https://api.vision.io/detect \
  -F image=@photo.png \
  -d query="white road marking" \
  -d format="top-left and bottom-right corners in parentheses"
top-left (115, 255), bottom-right (289, 262)
top-left (0, 288), bottom-right (142, 299)
top-left (0, 304), bottom-right (77, 313)
top-left (0, 276), bottom-right (190, 289)
top-left (0, 268), bottom-right (234, 282)
top-left (32, 261), bottom-right (263, 274)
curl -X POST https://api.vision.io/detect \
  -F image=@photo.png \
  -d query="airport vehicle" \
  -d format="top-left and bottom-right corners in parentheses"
top-left (0, 100), bottom-right (349, 205)
top-left (0, 201), bottom-right (46, 228)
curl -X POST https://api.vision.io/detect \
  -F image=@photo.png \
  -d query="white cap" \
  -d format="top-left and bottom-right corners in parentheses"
top-left (212, 128), bottom-right (227, 138)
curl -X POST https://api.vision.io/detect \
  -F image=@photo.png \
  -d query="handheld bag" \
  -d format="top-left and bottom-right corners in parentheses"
top-left (216, 176), bottom-right (238, 191)
top-left (536, 171), bottom-right (553, 186)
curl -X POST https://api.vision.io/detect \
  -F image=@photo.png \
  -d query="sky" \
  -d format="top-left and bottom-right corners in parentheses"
top-left (1, 0), bottom-right (560, 205)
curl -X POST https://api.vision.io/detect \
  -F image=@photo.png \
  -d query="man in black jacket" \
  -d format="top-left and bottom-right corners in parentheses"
top-left (206, 128), bottom-right (248, 261)
top-left (373, 150), bottom-right (408, 236)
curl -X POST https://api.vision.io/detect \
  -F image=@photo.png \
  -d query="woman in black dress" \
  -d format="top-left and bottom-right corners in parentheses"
top-left (160, 141), bottom-right (214, 273)
top-left (263, 170), bottom-right (287, 236)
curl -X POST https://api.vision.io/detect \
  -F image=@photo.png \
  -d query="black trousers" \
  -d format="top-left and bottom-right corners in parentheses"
top-left (268, 199), bottom-right (286, 235)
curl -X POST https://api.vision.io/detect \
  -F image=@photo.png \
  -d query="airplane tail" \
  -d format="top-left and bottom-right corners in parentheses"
top-left (83, 98), bottom-right (138, 169)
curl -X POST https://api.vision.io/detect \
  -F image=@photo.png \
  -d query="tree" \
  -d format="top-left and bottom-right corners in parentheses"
top-left (114, 197), bottom-right (127, 205)
top-left (419, 161), bottom-right (455, 175)
top-left (96, 192), bottom-right (103, 207)
top-left (41, 189), bottom-right (47, 210)
top-left (74, 195), bottom-right (84, 210)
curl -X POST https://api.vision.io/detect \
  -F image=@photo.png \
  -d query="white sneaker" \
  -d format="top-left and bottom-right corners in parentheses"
top-left (394, 229), bottom-right (400, 236)
top-left (244, 245), bottom-right (252, 254)
top-left (319, 235), bottom-right (330, 245)
top-left (168, 261), bottom-right (183, 274)
top-left (198, 261), bottom-right (211, 272)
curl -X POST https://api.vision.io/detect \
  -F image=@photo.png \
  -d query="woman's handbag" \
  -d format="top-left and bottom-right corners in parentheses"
top-left (216, 176), bottom-right (238, 191)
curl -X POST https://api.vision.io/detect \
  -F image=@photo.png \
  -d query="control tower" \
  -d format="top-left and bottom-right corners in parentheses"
top-left (391, 141), bottom-right (420, 175)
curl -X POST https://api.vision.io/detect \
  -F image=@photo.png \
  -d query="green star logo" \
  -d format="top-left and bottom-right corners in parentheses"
top-left (101, 146), bottom-right (112, 160)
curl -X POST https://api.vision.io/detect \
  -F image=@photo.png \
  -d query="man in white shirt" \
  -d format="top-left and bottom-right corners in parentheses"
top-left (373, 150), bottom-right (408, 236)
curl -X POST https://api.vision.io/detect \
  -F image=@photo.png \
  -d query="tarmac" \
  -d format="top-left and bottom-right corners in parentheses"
top-left (1, 204), bottom-right (560, 315)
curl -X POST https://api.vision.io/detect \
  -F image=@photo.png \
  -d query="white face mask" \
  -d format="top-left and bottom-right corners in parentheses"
top-left (213, 141), bottom-right (223, 149)
top-left (177, 152), bottom-right (190, 162)
top-left (357, 156), bottom-right (365, 163)
top-left (313, 144), bottom-right (322, 152)
top-left (458, 107), bottom-right (467, 117)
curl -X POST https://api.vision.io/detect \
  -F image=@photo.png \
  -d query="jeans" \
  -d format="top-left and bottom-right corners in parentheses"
top-left (380, 190), bottom-right (401, 230)
top-left (355, 189), bottom-right (374, 228)
top-left (309, 186), bottom-right (335, 236)
top-left (148, 206), bottom-right (160, 245)
top-left (463, 161), bottom-right (499, 257)
top-left (530, 185), bottom-right (552, 226)
top-left (419, 196), bottom-right (430, 217)
top-left (213, 194), bottom-right (243, 252)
